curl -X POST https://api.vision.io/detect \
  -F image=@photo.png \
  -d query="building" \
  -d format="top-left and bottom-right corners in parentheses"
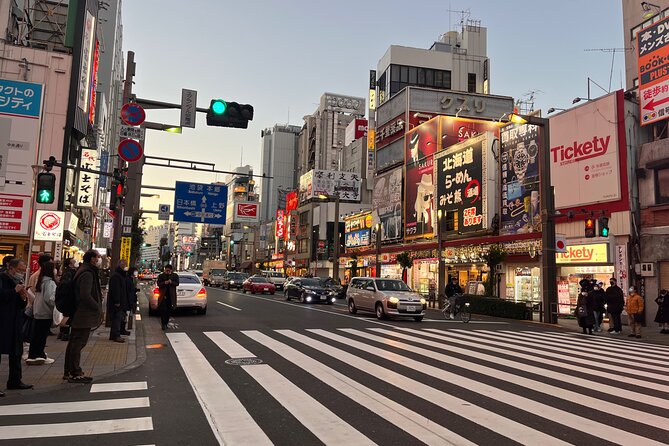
top-left (222, 165), bottom-right (260, 272)
top-left (259, 124), bottom-right (301, 224)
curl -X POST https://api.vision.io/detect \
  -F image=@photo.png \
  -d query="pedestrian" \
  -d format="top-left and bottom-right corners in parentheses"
top-left (0, 258), bottom-right (33, 395)
top-left (26, 260), bottom-right (57, 365)
top-left (626, 286), bottom-right (644, 339)
top-left (27, 253), bottom-right (53, 292)
top-left (0, 255), bottom-right (15, 274)
top-left (107, 259), bottom-right (128, 343)
top-left (157, 264), bottom-right (179, 330)
top-left (576, 289), bottom-right (595, 335)
top-left (605, 277), bottom-right (625, 334)
top-left (590, 282), bottom-right (606, 332)
top-left (64, 249), bottom-right (103, 383)
top-left (122, 267), bottom-right (139, 335)
top-left (655, 289), bottom-right (669, 333)
top-left (56, 258), bottom-right (77, 341)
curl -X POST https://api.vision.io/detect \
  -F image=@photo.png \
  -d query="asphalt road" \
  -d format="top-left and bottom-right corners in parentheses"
top-left (1, 285), bottom-right (668, 446)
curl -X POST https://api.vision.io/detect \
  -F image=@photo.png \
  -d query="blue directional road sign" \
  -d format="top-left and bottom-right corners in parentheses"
top-left (173, 181), bottom-right (228, 225)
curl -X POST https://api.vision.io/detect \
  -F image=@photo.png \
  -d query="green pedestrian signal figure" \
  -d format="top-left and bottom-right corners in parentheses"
top-left (598, 217), bottom-right (609, 237)
top-left (36, 172), bottom-right (56, 204)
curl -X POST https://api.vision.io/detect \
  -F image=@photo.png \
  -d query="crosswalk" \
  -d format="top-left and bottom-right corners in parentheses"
top-left (167, 327), bottom-right (669, 446)
top-left (0, 381), bottom-right (153, 443)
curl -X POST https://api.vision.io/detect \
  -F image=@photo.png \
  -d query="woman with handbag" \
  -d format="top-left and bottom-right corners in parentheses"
top-left (26, 261), bottom-right (57, 365)
top-left (655, 289), bottom-right (669, 333)
top-left (626, 286), bottom-right (644, 339)
top-left (576, 289), bottom-right (595, 335)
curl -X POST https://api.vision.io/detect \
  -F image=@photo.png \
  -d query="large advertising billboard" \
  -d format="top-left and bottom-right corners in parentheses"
top-left (372, 167), bottom-right (402, 242)
top-left (500, 123), bottom-right (542, 235)
top-left (344, 211), bottom-right (373, 249)
top-left (298, 169), bottom-right (362, 204)
top-left (549, 92), bottom-right (622, 209)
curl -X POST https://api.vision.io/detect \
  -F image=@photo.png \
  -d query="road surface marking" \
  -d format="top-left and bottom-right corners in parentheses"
top-left (0, 417), bottom-right (153, 440)
top-left (243, 330), bottom-right (474, 446)
top-left (166, 332), bottom-right (271, 446)
top-left (0, 397), bottom-right (150, 416)
top-left (216, 301), bottom-right (242, 311)
top-left (277, 329), bottom-right (569, 446)
top-left (205, 331), bottom-right (254, 358)
top-left (90, 382), bottom-right (148, 393)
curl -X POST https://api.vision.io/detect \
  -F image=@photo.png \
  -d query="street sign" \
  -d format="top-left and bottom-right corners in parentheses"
top-left (122, 225), bottom-right (132, 235)
top-left (120, 237), bottom-right (131, 264)
top-left (173, 181), bottom-right (228, 225)
top-left (123, 215), bottom-right (132, 226)
top-left (119, 125), bottom-right (145, 140)
top-left (120, 103), bottom-right (146, 126)
top-left (180, 89), bottom-right (197, 128)
top-left (117, 138), bottom-right (143, 163)
top-left (158, 204), bottom-right (170, 221)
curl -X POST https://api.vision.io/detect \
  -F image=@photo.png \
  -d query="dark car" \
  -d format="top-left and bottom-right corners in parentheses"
top-left (243, 276), bottom-right (276, 294)
top-left (320, 277), bottom-right (346, 299)
top-left (284, 277), bottom-right (335, 304)
top-left (223, 272), bottom-right (248, 290)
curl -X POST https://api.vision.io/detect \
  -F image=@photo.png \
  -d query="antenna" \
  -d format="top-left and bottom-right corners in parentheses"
top-left (584, 48), bottom-right (632, 92)
top-left (240, 147), bottom-right (243, 166)
top-left (447, 8), bottom-right (470, 32)
top-left (514, 90), bottom-right (543, 115)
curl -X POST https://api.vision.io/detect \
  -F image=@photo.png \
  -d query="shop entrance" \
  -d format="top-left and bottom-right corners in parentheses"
top-left (557, 266), bottom-right (615, 314)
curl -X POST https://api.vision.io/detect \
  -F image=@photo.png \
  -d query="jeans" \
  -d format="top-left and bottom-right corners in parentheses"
top-left (109, 307), bottom-right (124, 339)
top-left (28, 318), bottom-right (52, 359)
top-left (160, 297), bottom-right (172, 327)
top-left (609, 311), bottom-right (623, 332)
top-left (64, 328), bottom-right (91, 377)
top-left (1, 353), bottom-right (23, 385)
top-left (592, 311), bottom-right (601, 330)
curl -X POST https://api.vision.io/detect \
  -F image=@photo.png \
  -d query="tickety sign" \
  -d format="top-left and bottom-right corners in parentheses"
top-left (173, 181), bottom-right (228, 225)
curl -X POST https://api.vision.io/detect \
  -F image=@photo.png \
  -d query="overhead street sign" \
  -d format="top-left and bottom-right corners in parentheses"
top-left (119, 125), bottom-right (145, 140)
top-left (121, 103), bottom-right (146, 126)
top-left (118, 138), bottom-right (143, 163)
top-left (180, 89), bottom-right (197, 128)
top-left (173, 181), bottom-right (228, 225)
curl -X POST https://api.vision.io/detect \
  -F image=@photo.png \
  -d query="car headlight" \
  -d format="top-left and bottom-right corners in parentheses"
top-left (420, 298), bottom-right (427, 305)
top-left (388, 296), bottom-right (400, 304)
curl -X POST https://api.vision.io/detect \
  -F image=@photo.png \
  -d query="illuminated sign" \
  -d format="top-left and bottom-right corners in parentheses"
top-left (556, 243), bottom-right (609, 264)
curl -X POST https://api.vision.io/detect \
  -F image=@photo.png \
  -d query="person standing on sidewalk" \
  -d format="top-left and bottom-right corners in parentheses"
top-left (26, 261), bottom-right (57, 365)
top-left (157, 265), bottom-right (179, 330)
top-left (655, 289), bottom-right (669, 333)
top-left (64, 250), bottom-right (103, 383)
top-left (0, 258), bottom-right (33, 395)
top-left (107, 260), bottom-right (128, 343)
top-left (590, 282), bottom-right (606, 332)
top-left (626, 286), bottom-right (645, 339)
top-left (605, 278), bottom-right (625, 334)
top-left (576, 289), bottom-right (595, 335)
top-left (56, 258), bottom-right (77, 341)
top-left (122, 267), bottom-right (139, 335)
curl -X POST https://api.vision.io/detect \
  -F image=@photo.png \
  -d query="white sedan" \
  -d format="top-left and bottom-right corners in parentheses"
top-left (150, 272), bottom-right (207, 315)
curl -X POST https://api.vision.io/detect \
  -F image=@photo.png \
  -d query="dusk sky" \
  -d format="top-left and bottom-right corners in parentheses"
top-left (122, 1), bottom-right (626, 226)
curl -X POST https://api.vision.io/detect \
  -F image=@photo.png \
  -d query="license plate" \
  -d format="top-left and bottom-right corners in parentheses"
top-left (263, 287), bottom-right (269, 291)
top-left (406, 305), bottom-right (416, 312)
top-left (177, 290), bottom-right (186, 297)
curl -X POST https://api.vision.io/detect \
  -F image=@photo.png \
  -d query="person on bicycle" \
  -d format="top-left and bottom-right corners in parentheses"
top-left (445, 277), bottom-right (463, 320)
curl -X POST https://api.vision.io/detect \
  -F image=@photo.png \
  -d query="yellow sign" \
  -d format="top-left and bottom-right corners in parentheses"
top-left (556, 243), bottom-right (608, 264)
top-left (367, 129), bottom-right (375, 150)
top-left (369, 89), bottom-right (376, 110)
top-left (120, 237), bottom-right (132, 264)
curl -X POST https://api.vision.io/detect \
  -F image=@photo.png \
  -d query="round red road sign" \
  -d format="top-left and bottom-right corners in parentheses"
top-left (117, 138), bottom-right (143, 163)
top-left (121, 103), bottom-right (146, 126)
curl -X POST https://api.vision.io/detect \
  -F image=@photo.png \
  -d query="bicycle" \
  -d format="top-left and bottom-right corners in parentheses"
top-left (441, 295), bottom-right (471, 323)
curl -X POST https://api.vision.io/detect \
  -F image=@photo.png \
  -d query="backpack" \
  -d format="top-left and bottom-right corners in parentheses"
top-left (55, 271), bottom-right (77, 317)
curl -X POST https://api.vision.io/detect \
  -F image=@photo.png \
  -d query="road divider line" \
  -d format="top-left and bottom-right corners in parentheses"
top-left (0, 417), bottom-right (153, 439)
top-left (90, 382), bottom-right (148, 393)
top-left (0, 397), bottom-right (150, 416)
top-left (217, 301), bottom-right (242, 311)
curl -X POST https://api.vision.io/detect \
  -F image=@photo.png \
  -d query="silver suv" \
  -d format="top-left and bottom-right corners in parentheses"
top-left (346, 277), bottom-right (426, 321)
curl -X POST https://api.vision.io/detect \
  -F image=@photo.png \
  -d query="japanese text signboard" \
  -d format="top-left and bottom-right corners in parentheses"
top-left (638, 15), bottom-right (669, 125)
top-left (173, 181), bottom-right (228, 225)
top-left (500, 123), bottom-right (541, 235)
top-left (344, 211), bottom-right (373, 250)
top-left (76, 149), bottom-right (97, 208)
top-left (275, 210), bottom-right (285, 239)
top-left (120, 237), bottom-right (131, 265)
top-left (298, 169), bottom-right (362, 204)
top-left (34, 210), bottom-right (65, 241)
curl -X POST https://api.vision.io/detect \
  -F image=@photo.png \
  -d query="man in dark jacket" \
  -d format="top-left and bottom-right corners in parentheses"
top-left (445, 277), bottom-right (463, 320)
top-left (157, 265), bottom-right (179, 330)
top-left (590, 282), bottom-right (606, 332)
top-left (0, 258), bottom-right (32, 395)
top-left (605, 277), bottom-right (625, 334)
top-left (64, 250), bottom-right (103, 383)
top-left (57, 258), bottom-right (77, 341)
top-left (107, 260), bottom-right (128, 343)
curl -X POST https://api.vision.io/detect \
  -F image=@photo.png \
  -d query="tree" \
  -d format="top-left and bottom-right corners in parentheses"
top-left (482, 244), bottom-right (507, 297)
top-left (396, 252), bottom-right (414, 284)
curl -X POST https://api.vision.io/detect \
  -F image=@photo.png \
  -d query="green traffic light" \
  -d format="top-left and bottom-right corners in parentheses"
top-left (601, 227), bottom-right (609, 237)
top-left (37, 189), bottom-right (53, 203)
top-left (211, 100), bottom-right (227, 115)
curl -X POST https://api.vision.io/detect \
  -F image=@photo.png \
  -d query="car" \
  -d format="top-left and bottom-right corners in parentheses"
top-left (284, 277), bottom-right (335, 304)
top-left (346, 277), bottom-right (426, 321)
top-left (320, 277), bottom-right (346, 299)
top-left (149, 272), bottom-right (207, 315)
top-left (243, 276), bottom-right (276, 294)
top-left (191, 269), bottom-right (204, 279)
top-left (260, 270), bottom-right (287, 290)
top-left (222, 272), bottom-right (248, 289)
top-left (209, 268), bottom-right (228, 287)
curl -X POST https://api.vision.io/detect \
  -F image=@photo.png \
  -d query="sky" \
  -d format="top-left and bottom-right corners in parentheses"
top-left (122, 0), bottom-right (626, 227)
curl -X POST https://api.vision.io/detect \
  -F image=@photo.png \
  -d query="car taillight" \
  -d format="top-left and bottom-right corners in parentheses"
top-left (196, 288), bottom-right (207, 298)
top-left (152, 288), bottom-right (160, 299)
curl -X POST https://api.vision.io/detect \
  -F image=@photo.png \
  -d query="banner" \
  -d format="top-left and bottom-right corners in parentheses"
top-left (275, 209), bottom-right (285, 238)
top-left (372, 167), bottom-right (402, 242)
top-left (500, 123), bottom-right (541, 235)
top-left (120, 236), bottom-right (131, 265)
top-left (76, 148), bottom-right (97, 208)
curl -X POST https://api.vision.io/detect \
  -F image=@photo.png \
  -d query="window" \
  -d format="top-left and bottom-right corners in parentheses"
top-left (443, 70), bottom-right (452, 89)
top-left (178, 275), bottom-right (201, 284)
top-left (657, 168), bottom-right (669, 204)
top-left (445, 211), bottom-right (458, 232)
top-left (417, 68), bottom-right (426, 85)
top-left (400, 66), bottom-right (409, 83)
top-left (468, 73), bottom-right (477, 93)
top-left (409, 66), bottom-right (417, 84)
top-left (425, 69), bottom-right (434, 87)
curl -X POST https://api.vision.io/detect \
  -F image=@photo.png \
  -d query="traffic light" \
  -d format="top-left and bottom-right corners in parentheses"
top-left (110, 168), bottom-right (127, 208)
top-left (36, 172), bottom-right (56, 204)
top-left (584, 218), bottom-right (596, 238)
top-left (206, 99), bottom-right (254, 129)
top-left (598, 217), bottom-right (609, 237)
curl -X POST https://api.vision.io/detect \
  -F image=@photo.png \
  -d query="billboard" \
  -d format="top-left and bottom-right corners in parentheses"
top-left (34, 210), bottom-right (65, 241)
top-left (345, 118), bottom-right (368, 146)
top-left (298, 169), bottom-right (362, 203)
top-left (276, 209), bottom-right (285, 239)
top-left (234, 202), bottom-right (259, 222)
top-left (434, 133), bottom-right (493, 234)
top-left (549, 92), bottom-right (621, 209)
top-left (637, 15), bottom-right (669, 125)
top-left (372, 167), bottom-right (402, 242)
top-left (500, 123), bottom-right (542, 235)
top-left (344, 211), bottom-right (373, 249)
top-left (285, 191), bottom-right (298, 212)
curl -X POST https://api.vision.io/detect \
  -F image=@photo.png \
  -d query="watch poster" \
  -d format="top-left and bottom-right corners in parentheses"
top-left (500, 123), bottom-right (541, 235)
top-left (404, 117), bottom-right (439, 240)
top-left (434, 133), bottom-right (488, 234)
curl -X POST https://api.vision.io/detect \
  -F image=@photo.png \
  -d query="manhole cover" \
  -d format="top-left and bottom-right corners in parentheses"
top-left (225, 357), bottom-right (263, 366)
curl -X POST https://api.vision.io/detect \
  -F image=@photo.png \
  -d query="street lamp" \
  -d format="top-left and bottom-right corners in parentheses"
top-left (437, 209), bottom-right (445, 308)
top-left (547, 108), bottom-right (565, 115)
top-left (509, 113), bottom-right (557, 324)
top-left (374, 223), bottom-right (381, 278)
top-left (318, 193), bottom-right (340, 281)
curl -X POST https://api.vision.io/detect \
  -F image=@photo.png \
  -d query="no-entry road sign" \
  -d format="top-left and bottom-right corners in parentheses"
top-left (117, 138), bottom-right (143, 163)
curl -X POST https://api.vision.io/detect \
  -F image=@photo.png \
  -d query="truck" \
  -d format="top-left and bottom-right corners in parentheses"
top-left (202, 259), bottom-right (226, 286)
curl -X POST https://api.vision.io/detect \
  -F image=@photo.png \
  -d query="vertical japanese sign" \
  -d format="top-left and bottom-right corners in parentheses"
top-left (275, 209), bottom-right (285, 239)
top-left (78, 11), bottom-right (96, 113)
top-left (500, 123), bottom-right (541, 235)
top-left (372, 167), bottom-right (402, 242)
top-left (637, 15), bottom-right (669, 125)
top-left (0, 78), bottom-right (44, 236)
top-left (404, 117), bottom-right (439, 240)
top-left (76, 148), bottom-right (97, 208)
top-left (616, 244), bottom-right (628, 297)
top-left (120, 236), bottom-right (131, 265)
top-left (434, 133), bottom-right (490, 233)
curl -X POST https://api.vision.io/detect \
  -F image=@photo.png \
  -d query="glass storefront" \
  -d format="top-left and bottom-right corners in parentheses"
top-left (411, 259), bottom-right (437, 296)
top-left (505, 265), bottom-right (541, 302)
top-left (558, 265), bottom-right (615, 314)
top-left (381, 264), bottom-right (402, 280)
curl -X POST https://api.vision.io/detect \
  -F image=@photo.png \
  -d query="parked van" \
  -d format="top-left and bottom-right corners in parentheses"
top-left (260, 270), bottom-right (287, 290)
top-left (346, 277), bottom-right (426, 321)
top-left (209, 268), bottom-right (228, 287)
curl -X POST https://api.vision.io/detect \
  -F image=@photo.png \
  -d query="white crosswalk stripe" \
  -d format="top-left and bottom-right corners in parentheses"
top-left (169, 327), bottom-right (669, 445)
top-left (0, 383), bottom-right (153, 441)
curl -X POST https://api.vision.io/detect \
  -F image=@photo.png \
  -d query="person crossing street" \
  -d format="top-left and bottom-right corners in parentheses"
top-left (157, 265), bottom-right (179, 330)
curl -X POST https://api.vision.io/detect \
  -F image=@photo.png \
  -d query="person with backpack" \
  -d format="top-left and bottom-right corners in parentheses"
top-left (107, 260), bottom-right (128, 343)
top-left (56, 258), bottom-right (77, 341)
top-left (26, 261), bottom-right (57, 365)
top-left (64, 250), bottom-right (102, 383)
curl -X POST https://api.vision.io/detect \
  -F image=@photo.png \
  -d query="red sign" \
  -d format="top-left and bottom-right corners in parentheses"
top-left (286, 191), bottom-right (298, 212)
top-left (120, 103), bottom-right (146, 126)
top-left (30, 253), bottom-right (40, 276)
top-left (118, 139), bottom-right (143, 163)
top-left (375, 114), bottom-right (405, 149)
top-left (0, 221), bottom-right (21, 231)
top-left (39, 212), bottom-right (61, 230)
top-left (0, 209), bottom-right (21, 219)
top-left (0, 197), bottom-right (24, 207)
top-left (276, 210), bottom-right (285, 238)
top-left (237, 203), bottom-right (258, 217)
